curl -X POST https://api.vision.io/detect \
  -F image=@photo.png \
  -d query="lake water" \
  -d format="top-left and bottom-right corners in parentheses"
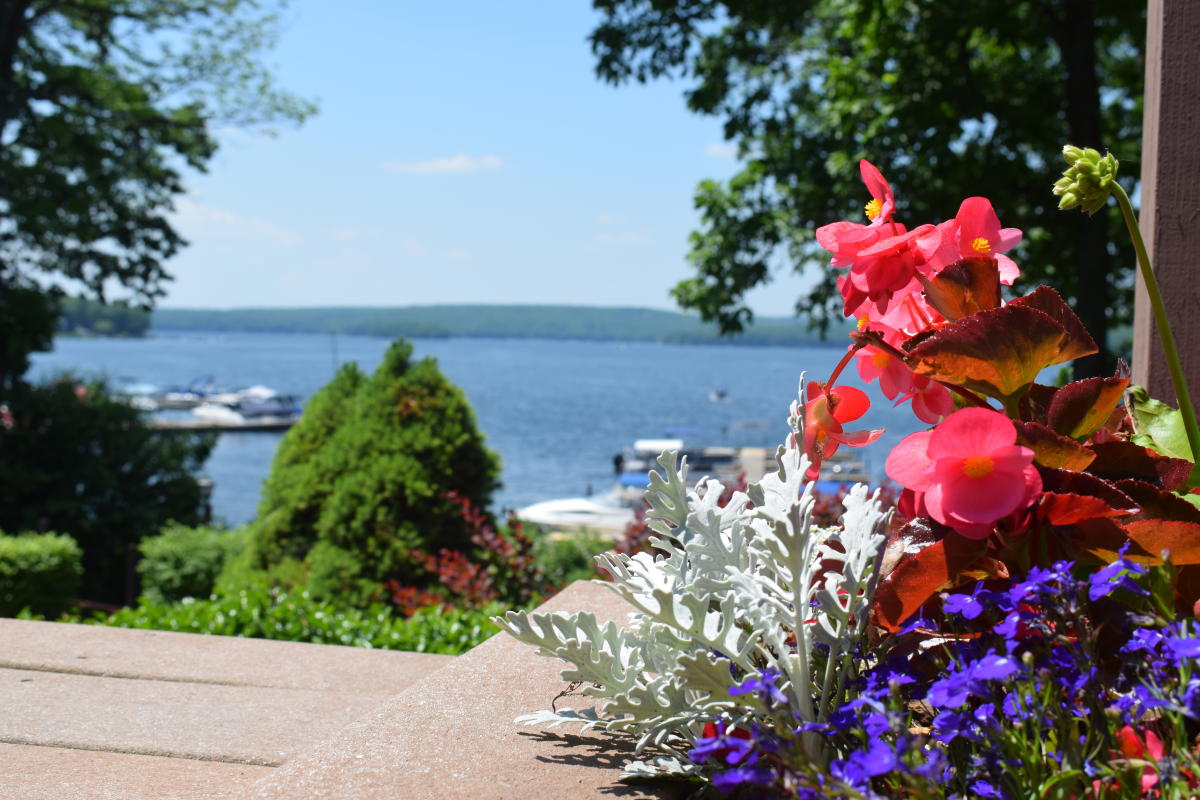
top-left (29, 333), bottom-right (925, 525)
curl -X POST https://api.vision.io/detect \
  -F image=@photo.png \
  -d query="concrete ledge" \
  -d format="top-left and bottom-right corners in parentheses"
top-left (0, 742), bottom-right (273, 800)
top-left (240, 581), bottom-right (682, 799)
top-left (0, 618), bottom-right (453, 693)
top-left (0, 667), bottom-right (391, 765)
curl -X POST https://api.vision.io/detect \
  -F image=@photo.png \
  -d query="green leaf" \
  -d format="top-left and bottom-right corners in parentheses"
top-left (1128, 385), bottom-right (1200, 488)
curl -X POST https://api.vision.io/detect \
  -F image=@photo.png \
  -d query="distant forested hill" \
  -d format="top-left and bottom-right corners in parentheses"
top-left (151, 305), bottom-right (853, 347)
top-left (59, 297), bottom-right (151, 337)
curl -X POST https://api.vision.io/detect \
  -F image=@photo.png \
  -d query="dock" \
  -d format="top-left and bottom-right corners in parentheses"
top-left (145, 416), bottom-right (299, 433)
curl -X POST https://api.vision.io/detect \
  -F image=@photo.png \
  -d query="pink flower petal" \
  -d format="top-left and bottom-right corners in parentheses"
top-left (859, 159), bottom-right (891, 201)
top-left (886, 430), bottom-right (935, 490)
top-left (997, 227), bottom-right (1022, 251)
top-left (907, 382), bottom-right (954, 425)
top-left (926, 408), bottom-right (1016, 461)
top-left (995, 254), bottom-right (1020, 285)
top-left (934, 466), bottom-right (1029, 523)
top-left (955, 197), bottom-right (1002, 253)
top-left (829, 427), bottom-right (884, 447)
top-left (816, 221), bottom-right (871, 255)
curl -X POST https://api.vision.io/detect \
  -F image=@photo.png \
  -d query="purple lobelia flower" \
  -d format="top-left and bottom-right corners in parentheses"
top-left (729, 666), bottom-right (790, 708)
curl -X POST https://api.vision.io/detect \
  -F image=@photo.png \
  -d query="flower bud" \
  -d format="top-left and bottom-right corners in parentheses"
top-left (1062, 145), bottom-right (1086, 165)
top-left (1053, 144), bottom-right (1119, 216)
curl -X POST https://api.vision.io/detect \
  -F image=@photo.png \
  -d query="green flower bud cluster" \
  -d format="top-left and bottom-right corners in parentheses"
top-left (1053, 145), bottom-right (1119, 215)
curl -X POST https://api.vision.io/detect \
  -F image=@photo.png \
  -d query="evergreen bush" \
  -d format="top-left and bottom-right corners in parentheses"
top-left (137, 523), bottom-right (245, 604)
top-left (0, 531), bottom-right (83, 616)
top-left (243, 340), bottom-right (500, 605)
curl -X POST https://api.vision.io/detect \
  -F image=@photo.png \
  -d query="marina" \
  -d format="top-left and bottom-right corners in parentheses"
top-left (31, 334), bottom-right (919, 526)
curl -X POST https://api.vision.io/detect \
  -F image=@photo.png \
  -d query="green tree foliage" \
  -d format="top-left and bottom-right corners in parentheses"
top-left (590, 0), bottom-right (1145, 376)
top-left (0, 0), bottom-right (314, 384)
top-left (242, 340), bottom-right (501, 606)
top-left (0, 380), bottom-right (215, 602)
top-left (58, 296), bottom-right (151, 337)
top-left (0, 283), bottom-right (56, 391)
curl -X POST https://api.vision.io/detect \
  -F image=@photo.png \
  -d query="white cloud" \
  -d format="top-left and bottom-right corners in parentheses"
top-left (445, 248), bottom-right (468, 261)
top-left (596, 231), bottom-right (650, 246)
top-left (705, 142), bottom-right (738, 159)
top-left (173, 199), bottom-right (299, 247)
top-left (398, 237), bottom-right (426, 257)
top-left (382, 153), bottom-right (503, 175)
top-left (326, 225), bottom-right (369, 242)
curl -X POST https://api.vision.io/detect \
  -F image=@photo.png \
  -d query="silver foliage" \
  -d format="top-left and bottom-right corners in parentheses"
top-left (493, 377), bottom-right (892, 779)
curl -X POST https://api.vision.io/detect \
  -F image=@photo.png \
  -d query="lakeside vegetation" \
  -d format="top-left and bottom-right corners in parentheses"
top-left (152, 304), bottom-right (851, 346)
top-left (58, 297), bottom-right (151, 338)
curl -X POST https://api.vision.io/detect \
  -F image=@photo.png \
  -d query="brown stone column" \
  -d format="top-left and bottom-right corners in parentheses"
top-left (1132, 0), bottom-right (1200, 405)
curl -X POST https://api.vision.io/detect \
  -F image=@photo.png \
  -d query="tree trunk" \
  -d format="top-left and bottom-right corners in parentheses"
top-left (1055, 0), bottom-right (1115, 379)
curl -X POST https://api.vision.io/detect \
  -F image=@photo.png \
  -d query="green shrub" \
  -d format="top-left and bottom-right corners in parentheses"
top-left (137, 523), bottom-right (246, 604)
top-left (0, 531), bottom-right (83, 616)
top-left (99, 584), bottom-right (502, 654)
top-left (531, 531), bottom-right (610, 587)
top-left (243, 340), bottom-right (501, 605)
top-left (0, 379), bottom-right (215, 602)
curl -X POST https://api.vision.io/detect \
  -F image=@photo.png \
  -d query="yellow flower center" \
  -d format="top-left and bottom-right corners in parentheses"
top-left (970, 237), bottom-right (992, 254)
top-left (871, 351), bottom-right (890, 368)
top-left (865, 197), bottom-right (884, 220)
top-left (961, 456), bottom-right (995, 478)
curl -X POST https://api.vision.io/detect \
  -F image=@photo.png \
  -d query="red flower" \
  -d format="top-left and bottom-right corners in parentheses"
top-left (803, 381), bottom-right (883, 480)
top-left (1116, 724), bottom-right (1165, 794)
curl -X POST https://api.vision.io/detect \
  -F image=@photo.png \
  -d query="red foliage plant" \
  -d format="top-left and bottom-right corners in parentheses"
top-left (388, 491), bottom-right (551, 615)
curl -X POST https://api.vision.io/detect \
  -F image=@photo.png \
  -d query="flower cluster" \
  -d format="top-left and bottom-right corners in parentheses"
top-left (503, 148), bottom-right (1200, 799)
top-left (693, 555), bottom-right (1200, 798)
top-left (800, 157), bottom-right (1200, 634)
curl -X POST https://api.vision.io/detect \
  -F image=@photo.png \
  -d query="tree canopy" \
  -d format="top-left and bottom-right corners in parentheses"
top-left (591, 0), bottom-right (1145, 376)
top-left (0, 0), bottom-right (313, 383)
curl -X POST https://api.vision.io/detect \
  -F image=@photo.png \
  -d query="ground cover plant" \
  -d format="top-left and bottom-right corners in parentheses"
top-left (498, 148), bottom-right (1200, 798)
top-left (21, 582), bottom-right (503, 656)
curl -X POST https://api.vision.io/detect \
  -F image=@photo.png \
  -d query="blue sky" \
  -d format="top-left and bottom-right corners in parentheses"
top-left (161, 1), bottom-right (812, 314)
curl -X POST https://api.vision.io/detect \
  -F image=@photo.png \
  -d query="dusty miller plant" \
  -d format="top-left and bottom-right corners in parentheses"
top-left (494, 378), bottom-right (892, 779)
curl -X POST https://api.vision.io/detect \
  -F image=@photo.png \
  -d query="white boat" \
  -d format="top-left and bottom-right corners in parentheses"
top-left (514, 496), bottom-right (635, 537)
top-left (189, 385), bottom-right (302, 428)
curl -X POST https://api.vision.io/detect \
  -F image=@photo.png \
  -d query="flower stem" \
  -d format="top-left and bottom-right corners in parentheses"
top-left (1112, 182), bottom-right (1200, 465)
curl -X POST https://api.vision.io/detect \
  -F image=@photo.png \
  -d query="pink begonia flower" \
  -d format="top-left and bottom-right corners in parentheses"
top-left (853, 324), bottom-right (953, 425)
top-left (803, 382), bottom-right (883, 480)
top-left (849, 225), bottom-right (935, 296)
top-left (912, 199), bottom-right (1022, 285)
top-left (885, 407), bottom-right (1042, 538)
top-left (875, 288), bottom-right (945, 334)
top-left (895, 375), bottom-right (955, 425)
top-left (859, 159), bottom-right (895, 226)
top-left (853, 323), bottom-right (916, 400)
top-left (816, 220), bottom-right (892, 269)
